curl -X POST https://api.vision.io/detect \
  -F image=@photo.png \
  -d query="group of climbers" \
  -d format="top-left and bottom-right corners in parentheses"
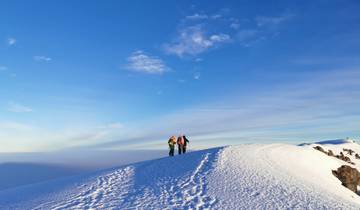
top-left (168, 135), bottom-right (190, 156)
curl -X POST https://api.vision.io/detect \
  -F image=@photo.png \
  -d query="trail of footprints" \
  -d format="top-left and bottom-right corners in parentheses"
top-left (165, 152), bottom-right (218, 210)
top-left (33, 152), bottom-right (218, 210)
top-left (40, 167), bottom-right (134, 210)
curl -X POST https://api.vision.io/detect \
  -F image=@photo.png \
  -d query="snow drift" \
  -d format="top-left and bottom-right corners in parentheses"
top-left (1, 139), bottom-right (360, 209)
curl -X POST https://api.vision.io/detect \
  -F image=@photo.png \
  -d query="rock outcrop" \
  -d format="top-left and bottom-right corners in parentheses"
top-left (327, 150), bottom-right (334, 156)
top-left (356, 153), bottom-right (360, 159)
top-left (332, 165), bottom-right (360, 193)
top-left (336, 152), bottom-right (353, 164)
top-left (344, 148), bottom-right (355, 156)
top-left (313, 146), bottom-right (354, 164)
top-left (313, 146), bottom-right (326, 153)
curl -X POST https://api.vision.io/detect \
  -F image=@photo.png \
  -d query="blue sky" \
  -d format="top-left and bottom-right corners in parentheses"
top-left (1, 0), bottom-right (360, 152)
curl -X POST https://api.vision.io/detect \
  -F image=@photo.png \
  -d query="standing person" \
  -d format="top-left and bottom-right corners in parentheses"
top-left (168, 136), bottom-right (176, 157)
top-left (182, 135), bottom-right (190, 154)
top-left (177, 135), bottom-right (184, 155)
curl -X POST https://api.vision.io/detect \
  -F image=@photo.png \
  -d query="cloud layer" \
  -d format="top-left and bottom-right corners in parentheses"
top-left (91, 68), bottom-right (360, 150)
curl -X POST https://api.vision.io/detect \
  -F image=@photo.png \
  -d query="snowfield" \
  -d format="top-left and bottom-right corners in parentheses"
top-left (1, 139), bottom-right (360, 209)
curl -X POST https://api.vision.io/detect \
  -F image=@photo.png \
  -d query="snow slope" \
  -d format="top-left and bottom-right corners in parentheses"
top-left (1, 140), bottom-right (360, 209)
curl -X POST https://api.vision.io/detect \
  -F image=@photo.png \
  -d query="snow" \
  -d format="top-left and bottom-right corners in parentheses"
top-left (1, 140), bottom-right (360, 209)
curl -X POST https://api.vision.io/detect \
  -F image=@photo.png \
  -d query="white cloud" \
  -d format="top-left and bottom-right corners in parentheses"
top-left (163, 25), bottom-right (231, 57)
top-left (126, 51), bottom-right (168, 74)
top-left (186, 13), bottom-right (208, 20)
top-left (7, 102), bottom-right (33, 113)
top-left (33, 56), bottom-right (52, 62)
top-left (255, 14), bottom-right (293, 27)
top-left (7, 37), bottom-right (16, 46)
top-left (210, 34), bottom-right (230, 42)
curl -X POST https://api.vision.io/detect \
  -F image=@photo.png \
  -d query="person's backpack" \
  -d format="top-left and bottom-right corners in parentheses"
top-left (178, 136), bottom-right (184, 145)
top-left (168, 136), bottom-right (176, 146)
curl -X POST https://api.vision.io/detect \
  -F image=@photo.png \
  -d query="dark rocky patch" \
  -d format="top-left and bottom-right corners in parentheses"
top-left (327, 150), bottom-right (334, 156)
top-left (313, 146), bottom-right (326, 153)
top-left (313, 146), bottom-right (354, 165)
top-left (343, 148), bottom-right (355, 156)
top-left (332, 165), bottom-right (360, 193)
top-left (356, 154), bottom-right (360, 159)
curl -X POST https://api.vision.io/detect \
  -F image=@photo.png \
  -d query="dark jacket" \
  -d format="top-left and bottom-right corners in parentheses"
top-left (183, 136), bottom-right (190, 147)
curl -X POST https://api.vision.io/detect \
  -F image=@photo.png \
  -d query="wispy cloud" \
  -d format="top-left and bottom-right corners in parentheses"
top-left (234, 12), bottom-right (294, 46)
top-left (229, 18), bottom-right (241, 29)
top-left (186, 13), bottom-right (208, 20)
top-left (0, 121), bottom-right (33, 131)
top-left (33, 55), bottom-right (52, 62)
top-left (176, 10), bottom-right (294, 53)
top-left (58, 122), bottom-right (128, 148)
top-left (7, 37), bottom-right (16, 46)
top-left (7, 102), bottom-right (33, 113)
top-left (0, 121), bottom-right (127, 152)
top-left (255, 14), bottom-right (294, 27)
top-left (126, 50), bottom-right (168, 74)
top-left (230, 22), bottom-right (240, 29)
top-left (163, 25), bottom-right (230, 57)
top-left (236, 29), bottom-right (264, 47)
top-left (237, 29), bottom-right (258, 41)
top-left (166, 9), bottom-right (293, 56)
top-left (211, 14), bottom-right (222, 19)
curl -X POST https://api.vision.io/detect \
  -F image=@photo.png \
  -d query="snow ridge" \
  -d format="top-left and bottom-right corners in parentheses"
top-left (2, 143), bottom-right (360, 209)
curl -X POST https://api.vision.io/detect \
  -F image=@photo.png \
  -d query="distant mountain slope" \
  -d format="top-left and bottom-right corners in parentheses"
top-left (1, 140), bottom-right (360, 209)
